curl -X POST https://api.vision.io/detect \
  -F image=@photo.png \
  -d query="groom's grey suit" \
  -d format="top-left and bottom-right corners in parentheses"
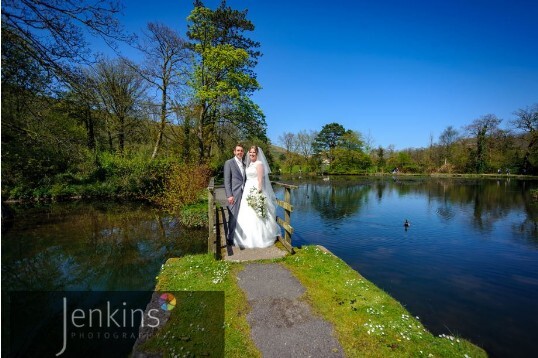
top-left (224, 156), bottom-right (246, 244)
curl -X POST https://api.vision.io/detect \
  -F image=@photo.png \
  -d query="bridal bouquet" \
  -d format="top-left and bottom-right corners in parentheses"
top-left (246, 187), bottom-right (267, 218)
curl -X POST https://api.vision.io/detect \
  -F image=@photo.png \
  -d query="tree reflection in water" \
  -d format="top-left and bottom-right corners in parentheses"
top-left (1, 201), bottom-right (207, 291)
top-left (276, 176), bottom-right (538, 357)
top-left (286, 177), bottom-right (538, 244)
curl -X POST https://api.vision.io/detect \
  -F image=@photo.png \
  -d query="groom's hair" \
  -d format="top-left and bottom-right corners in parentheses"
top-left (235, 143), bottom-right (244, 150)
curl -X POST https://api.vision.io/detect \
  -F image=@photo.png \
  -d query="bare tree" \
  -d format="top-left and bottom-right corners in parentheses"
top-left (296, 130), bottom-right (316, 157)
top-left (296, 130), bottom-right (317, 170)
top-left (439, 126), bottom-right (459, 164)
top-left (363, 130), bottom-right (375, 154)
top-left (1, 0), bottom-right (130, 84)
top-left (136, 22), bottom-right (190, 160)
top-left (279, 132), bottom-right (296, 152)
top-left (511, 104), bottom-right (538, 172)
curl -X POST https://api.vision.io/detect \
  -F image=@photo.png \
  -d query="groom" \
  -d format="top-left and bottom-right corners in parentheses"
top-left (223, 144), bottom-right (246, 246)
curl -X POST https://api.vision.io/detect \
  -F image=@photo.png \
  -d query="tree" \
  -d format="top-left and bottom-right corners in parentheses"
top-left (340, 130), bottom-right (364, 151)
top-left (94, 58), bottom-right (147, 154)
top-left (296, 130), bottom-right (316, 156)
top-left (511, 104), bottom-right (538, 173)
top-left (466, 114), bottom-right (502, 173)
top-left (376, 146), bottom-right (386, 170)
top-left (439, 126), bottom-right (459, 165)
top-left (331, 131), bottom-right (371, 173)
top-left (279, 132), bottom-right (296, 152)
top-left (296, 130), bottom-right (317, 171)
top-left (1, 0), bottom-right (129, 84)
top-left (64, 70), bottom-right (101, 151)
top-left (187, 1), bottom-right (265, 160)
top-left (313, 123), bottom-right (346, 162)
top-left (137, 22), bottom-right (189, 160)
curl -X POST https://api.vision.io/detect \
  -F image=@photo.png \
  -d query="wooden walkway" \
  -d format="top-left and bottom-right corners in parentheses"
top-left (208, 180), bottom-right (296, 261)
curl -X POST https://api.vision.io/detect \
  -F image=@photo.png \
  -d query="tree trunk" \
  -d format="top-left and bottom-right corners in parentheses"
top-left (118, 115), bottom-right (125, 155)
top-left (151, 86), bottom-right (167, 160)
top-left (85, 105), bottom-right (96, 150)
top-left (106, 117), bottom-right (114, 152)
top-left (197, 104), bottom-right (206, 161)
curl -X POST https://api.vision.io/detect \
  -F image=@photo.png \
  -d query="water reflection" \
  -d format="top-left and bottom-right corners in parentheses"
top-left (309, 183), bottom-right (370, 221)
top-left (288, 177), bottom-right (538, 244)
top-left (2, 201), bottom-right (206, 291)
top-left (280, 176), bottom-right (538, 357)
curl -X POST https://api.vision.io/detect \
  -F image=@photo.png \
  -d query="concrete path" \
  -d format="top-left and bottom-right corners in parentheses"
top-left (236, 263), bottom-right (344, 358)
top-left (224, 245), bottom-right (287, 262)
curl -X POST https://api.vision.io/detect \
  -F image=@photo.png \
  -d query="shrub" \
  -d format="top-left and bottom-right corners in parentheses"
top-left (178, 201), bottom-right (209, 227)
top-left (154, 162), bottom-right (212, 212)
top-left (437, 163), bottom-right (455, 174)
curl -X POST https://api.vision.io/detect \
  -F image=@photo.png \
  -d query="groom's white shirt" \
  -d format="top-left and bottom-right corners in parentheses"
top-left (235, 157), bottom-right (244, 176)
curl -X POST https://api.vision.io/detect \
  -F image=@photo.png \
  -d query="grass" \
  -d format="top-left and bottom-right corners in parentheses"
top-left (141, 246), bottom-right (487, 357)
top-left (282, 246), bottom-right (487, 358)
top-left (140, 254), bottom-right (260, 358)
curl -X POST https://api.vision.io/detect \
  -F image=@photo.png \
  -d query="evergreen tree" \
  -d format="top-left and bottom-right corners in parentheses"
top-left (187, 0), bottom-right (266, 160)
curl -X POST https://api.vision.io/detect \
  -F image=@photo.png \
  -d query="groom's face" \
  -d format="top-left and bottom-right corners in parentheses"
top-left (234, 146), bottom-right (244, 160)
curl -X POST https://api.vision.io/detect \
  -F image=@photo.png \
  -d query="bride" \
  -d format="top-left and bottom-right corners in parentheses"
top-left (234, 146), bottom-right (280, 248)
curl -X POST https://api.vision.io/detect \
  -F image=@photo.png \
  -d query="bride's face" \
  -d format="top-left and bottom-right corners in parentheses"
top-left (248, 150), bottom-right (257, 162)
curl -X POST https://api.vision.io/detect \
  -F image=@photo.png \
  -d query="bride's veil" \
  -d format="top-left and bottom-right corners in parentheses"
top-left (256, 147), bottom-right (277, 204)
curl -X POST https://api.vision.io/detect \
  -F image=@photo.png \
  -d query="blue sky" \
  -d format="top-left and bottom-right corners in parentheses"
top-left (112, 0), bottom-right (538, 150)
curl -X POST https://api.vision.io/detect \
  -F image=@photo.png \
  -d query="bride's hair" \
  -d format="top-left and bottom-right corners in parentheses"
top-left (248, 145), bottom-right (258, 155)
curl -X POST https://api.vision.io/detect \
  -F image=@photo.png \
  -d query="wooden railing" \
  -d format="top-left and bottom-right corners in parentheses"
top-left (207, 177), bottom-right (297, 258)
top-left (271, 181), bottom-right (298, 254)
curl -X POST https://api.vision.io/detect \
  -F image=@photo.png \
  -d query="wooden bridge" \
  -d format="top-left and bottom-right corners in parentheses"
top-left (207, 178), bottom-right (297, 261)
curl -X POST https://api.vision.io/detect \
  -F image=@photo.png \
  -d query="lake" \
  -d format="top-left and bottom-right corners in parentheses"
top-left (1, 201), bottom-right (207, 291)
top-left (281, 176), bottom-right (538, 358)
top-left (2, 177), bottom-right (537, 357)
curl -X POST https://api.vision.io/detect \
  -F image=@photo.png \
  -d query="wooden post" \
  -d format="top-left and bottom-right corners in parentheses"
top-left (284, 186), bottom-right (291, 242)
top-left (272, 181), bottom-right (298, 254)
top-left (207, 177), bottom-right (216, 257)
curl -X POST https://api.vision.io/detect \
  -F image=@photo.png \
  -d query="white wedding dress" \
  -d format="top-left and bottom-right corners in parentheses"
top-left (234, 161), bottom-right (280, 248)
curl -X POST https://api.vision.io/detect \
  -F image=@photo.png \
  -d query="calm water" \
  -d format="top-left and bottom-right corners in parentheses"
top-left (279, 176), bottom-right (538, 358)
top-left (3, 179), bottom-right (538, 357)
top-left (1, 201), bottom-right (207, 291)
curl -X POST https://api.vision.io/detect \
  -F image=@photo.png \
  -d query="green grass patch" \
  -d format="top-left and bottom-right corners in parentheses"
top-left (146, 246), bottom-right (487, 358)
top-left (282, 246), bottom-right (487, 358)
top-left (142, 254), bottom-right (260, 358)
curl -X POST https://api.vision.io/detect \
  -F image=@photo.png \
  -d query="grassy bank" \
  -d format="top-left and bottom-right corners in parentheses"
top-left (142, 246), bottom-right (487, 357)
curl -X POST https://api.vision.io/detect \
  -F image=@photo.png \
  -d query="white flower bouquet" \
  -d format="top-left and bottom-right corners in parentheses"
top-left (246, 187), bottom-right (267, 218)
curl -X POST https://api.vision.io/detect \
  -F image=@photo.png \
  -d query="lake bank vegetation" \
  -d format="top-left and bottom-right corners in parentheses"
top-left (276, 107), bottom-right (538, 176)
top-left (2, 1), bottom-right (537, 215)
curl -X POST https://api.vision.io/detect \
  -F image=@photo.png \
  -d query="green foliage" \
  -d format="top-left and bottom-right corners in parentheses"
top-left (329, 148), bottom-right (372, 174)
top-left (154, 162), bottom-right (212, 213)
top-left (1, 86), bottom-right (93, 195)
top-left (187, 2), bottom-right (266, 159)
top-left (93, 152), bottom-right (172, 197)
top-left (3, 150), bottom-right (175, 201)
top-left (178, 201), bottom-right (209, 228)
top-left (313, 122), bottom-right (346, 160)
